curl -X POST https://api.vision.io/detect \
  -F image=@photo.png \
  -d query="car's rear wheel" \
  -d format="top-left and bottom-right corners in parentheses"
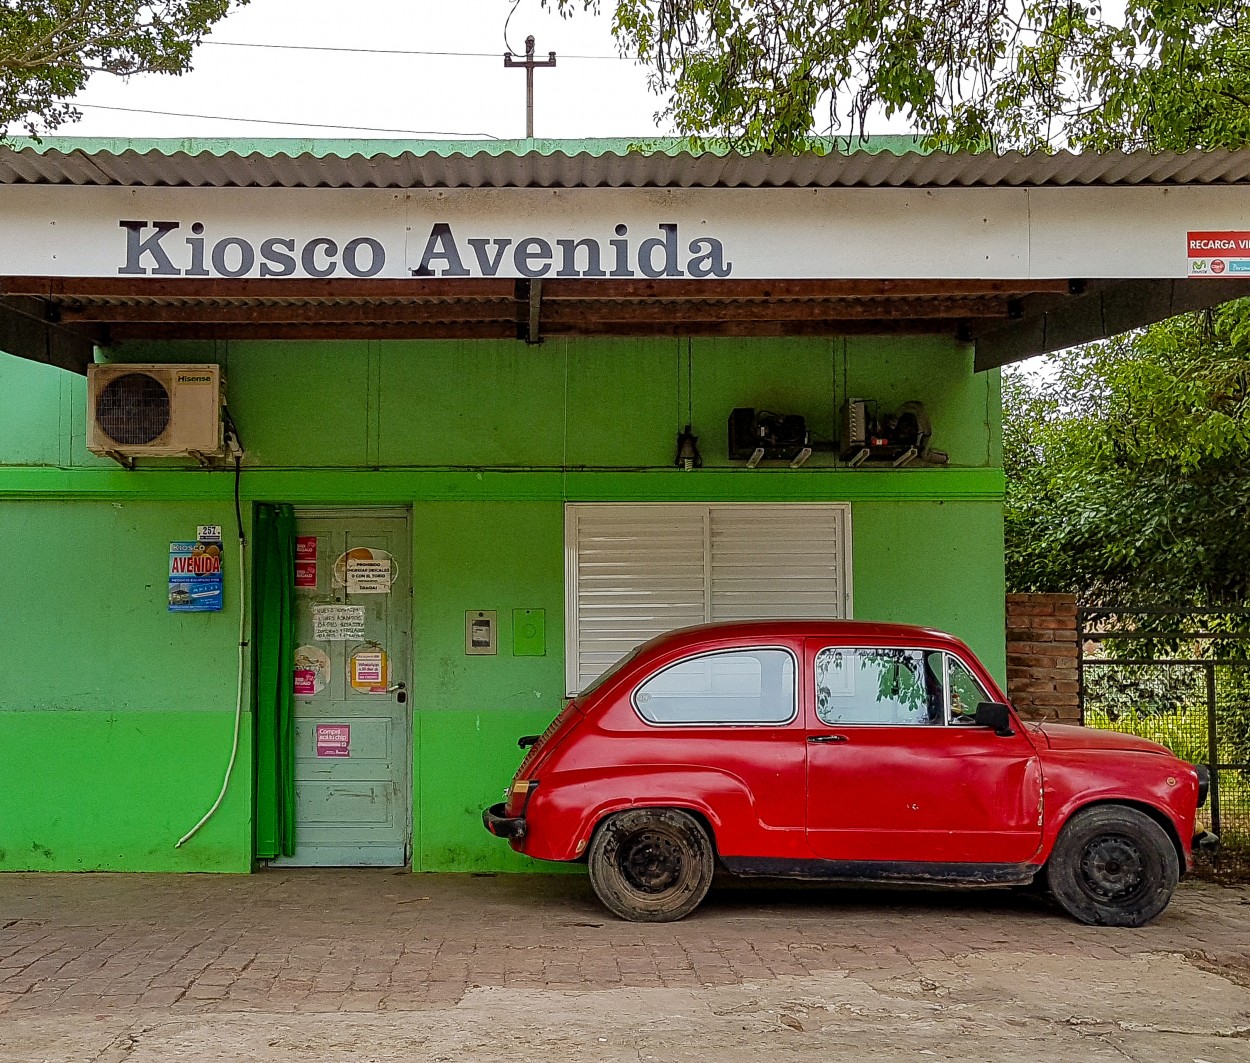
top-left (587, 808), bottom-right (715, 922)
top-left (1046, 805), bottom-right (1179, 927)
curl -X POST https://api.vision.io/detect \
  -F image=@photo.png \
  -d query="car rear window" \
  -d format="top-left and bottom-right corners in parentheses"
top-left (633, 648), bottom-right (797, 725)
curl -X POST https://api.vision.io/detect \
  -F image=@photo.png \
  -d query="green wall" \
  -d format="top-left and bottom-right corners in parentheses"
top-left (0, 500), bottom-right (252, 871)
top-left (0, 334), bottom-right (1004, 873)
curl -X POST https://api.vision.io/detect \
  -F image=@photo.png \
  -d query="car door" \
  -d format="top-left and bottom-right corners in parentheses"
top-left (804, 639), bottom-right (1043, 865)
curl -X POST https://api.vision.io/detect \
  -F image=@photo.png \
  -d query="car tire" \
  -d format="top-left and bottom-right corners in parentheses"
top-left (1046, 805), bottom-right (1179, 927)
top-left (587, 808), bottom-right (715, 922)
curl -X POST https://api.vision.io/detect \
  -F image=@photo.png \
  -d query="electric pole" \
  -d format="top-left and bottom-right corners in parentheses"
top-left (503, 35), bottom-right (556, 138)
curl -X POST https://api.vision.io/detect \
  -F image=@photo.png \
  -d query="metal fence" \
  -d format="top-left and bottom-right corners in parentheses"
top-left (1078, 606), bottom-right (1250, 873)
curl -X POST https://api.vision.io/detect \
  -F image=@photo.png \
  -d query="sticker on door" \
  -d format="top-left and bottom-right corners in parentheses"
top-left (315, 724), bottom-right (351, 758)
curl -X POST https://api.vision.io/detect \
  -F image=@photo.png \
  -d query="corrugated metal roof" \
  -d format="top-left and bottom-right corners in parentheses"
top-left (1, 137), bottom-right (1248, 189)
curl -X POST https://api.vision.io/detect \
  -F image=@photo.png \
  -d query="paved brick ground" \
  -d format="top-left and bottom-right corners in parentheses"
top-left (2, 870), bottom-right (1249, 1018)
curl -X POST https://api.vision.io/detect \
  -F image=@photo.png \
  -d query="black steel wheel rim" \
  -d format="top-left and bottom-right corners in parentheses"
top-left (1078, 833), bottom-right (1148, 904)
top-left (618, 829), bottom-right (684, 894)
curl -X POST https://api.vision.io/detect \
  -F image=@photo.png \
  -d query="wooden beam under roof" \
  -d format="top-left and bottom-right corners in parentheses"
top-left (0, 296), bottom-right (100, 374)
top-left (974, 279), bottom-right (1250, 370)
top-left (57, 297), bottom-right (1010, 326)
top-left (106, 318), bottom-right (972, 342)
top-left (0, 275), bottom-right (1075, 301)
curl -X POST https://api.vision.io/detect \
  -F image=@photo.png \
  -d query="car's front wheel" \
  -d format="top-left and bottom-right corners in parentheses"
top-left (1046, 805), bottom-right (1179, 927)
top-left (587, 808), bottom-right (715, 922)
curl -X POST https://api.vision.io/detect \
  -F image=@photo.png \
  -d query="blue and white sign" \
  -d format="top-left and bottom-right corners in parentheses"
top-left (168, 540), bottom-right (224, 612)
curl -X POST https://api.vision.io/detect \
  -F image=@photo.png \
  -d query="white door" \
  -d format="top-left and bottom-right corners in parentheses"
top-left (277, 508), bottom-right (411, 866)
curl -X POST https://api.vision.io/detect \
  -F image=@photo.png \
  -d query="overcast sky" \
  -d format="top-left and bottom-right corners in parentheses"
top-left (58, 0), bottom-right (670, 141)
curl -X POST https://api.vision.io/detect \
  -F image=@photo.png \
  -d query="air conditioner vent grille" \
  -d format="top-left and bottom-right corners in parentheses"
top-left (97, 372), bottom-right (171, 445)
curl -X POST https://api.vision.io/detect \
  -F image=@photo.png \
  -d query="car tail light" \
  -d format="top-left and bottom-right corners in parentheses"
top-left (506, 779), bottom-right (539, 816)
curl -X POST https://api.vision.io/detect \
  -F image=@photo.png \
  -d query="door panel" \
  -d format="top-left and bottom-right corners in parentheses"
top-left (276, 509), bottom-right (411, 867)
top-left (803, 640), bottom-right (1043, 864)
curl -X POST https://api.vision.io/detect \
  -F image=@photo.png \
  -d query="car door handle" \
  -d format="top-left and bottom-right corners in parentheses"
top-left (807, 734), bottom-right (848, 743)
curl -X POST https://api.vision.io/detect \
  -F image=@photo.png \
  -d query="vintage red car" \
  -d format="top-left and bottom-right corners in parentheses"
top-left (484, 621), bottom-right (1213, 925)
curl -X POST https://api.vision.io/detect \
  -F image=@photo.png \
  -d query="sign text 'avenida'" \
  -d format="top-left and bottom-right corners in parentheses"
top-left (117, 221), bottom-right (733, 279)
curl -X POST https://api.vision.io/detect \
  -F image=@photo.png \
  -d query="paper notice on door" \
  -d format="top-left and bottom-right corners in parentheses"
top-left (350, 650), bottom-right (387, 693)
top-left (347, 557), bottom-right (392, 594)
top-left (315, 723), bottom-right (350, 758)
top-left (312, 604), bottom-right (366, 642)
top-left (295, 536), bottom-right (318, 588)
top-left (294, 645), bottom-right (330, 695)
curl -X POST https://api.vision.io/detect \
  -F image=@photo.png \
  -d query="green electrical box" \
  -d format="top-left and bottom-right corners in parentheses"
top-left (512, 608), bottom-right (546, 656)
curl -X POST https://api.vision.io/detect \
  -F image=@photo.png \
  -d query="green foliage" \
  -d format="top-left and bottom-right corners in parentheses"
top-left (552, 0), bottom-right (1250, 152)
top-left (1083, 702), bottom-right (1209, 766)
top-left (1003, 300), bottom-right (1250, 604)
top-left (0, 1), bottom-right (242, 137)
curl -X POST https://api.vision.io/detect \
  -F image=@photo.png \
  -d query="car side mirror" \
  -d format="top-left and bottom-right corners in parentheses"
top-left (974, 702), bottom-right (1015, 737)
top-left (518, 734), bottom-right (540, 749)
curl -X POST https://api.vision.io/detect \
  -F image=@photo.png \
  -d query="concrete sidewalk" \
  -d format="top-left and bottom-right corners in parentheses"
top-left (2, 871), bottom-right (1249, 1061)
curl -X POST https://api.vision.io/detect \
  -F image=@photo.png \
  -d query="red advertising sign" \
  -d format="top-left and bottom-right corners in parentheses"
top-left (1187, 231), bottom-right (1250, 255)
top-left (295, 536), bottom-right (318, 588)
top-left (1187, 231), bottom-right (1250, 278)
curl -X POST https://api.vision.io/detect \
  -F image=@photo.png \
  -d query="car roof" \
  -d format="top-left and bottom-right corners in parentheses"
top-left (644, 619), bottom-right (971, 653)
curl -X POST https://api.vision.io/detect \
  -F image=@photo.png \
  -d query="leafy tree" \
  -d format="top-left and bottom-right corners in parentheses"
top-left (552, 0), bottom-right (1250, 152)
top-left (1003, 301), bottom-right (1250, 604)
top-left (0, 1), bottom-right (242, 137)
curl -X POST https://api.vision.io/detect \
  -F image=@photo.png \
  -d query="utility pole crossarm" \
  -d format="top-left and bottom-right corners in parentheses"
top-left (503, 35), bottom-right (556, 139)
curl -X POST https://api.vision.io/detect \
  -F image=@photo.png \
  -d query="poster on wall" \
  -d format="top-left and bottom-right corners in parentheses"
top-left (294, 536), bottom-right (318, 588)
top-left (168, 539), bottom-right (223, 611)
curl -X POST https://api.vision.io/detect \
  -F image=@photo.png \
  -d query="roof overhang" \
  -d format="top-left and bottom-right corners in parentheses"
top-left (1, 139), bottom-right (1247, 374)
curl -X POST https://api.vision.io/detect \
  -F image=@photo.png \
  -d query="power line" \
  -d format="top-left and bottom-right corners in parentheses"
top-left (200, 39), bottom-right (626, 60)
top-left (72, 102), bottom-right (501, 138)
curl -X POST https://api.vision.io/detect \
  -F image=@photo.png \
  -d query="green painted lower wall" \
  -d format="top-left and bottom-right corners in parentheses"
top-left (1, 710), bottom-right (252, 872)
top-left (0, 490), bottom-right (1004, 875)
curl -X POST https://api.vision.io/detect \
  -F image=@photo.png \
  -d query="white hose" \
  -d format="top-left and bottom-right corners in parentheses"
top-left (176, 531), bottom-right (247, 849)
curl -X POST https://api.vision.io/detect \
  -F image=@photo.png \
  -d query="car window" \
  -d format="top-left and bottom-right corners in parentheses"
top-left (815, 647), bottom-right (941, 726)
top-left (945, 654), bottom-right (991, 724)
top-left (633, 648), bottom-right (796, 725)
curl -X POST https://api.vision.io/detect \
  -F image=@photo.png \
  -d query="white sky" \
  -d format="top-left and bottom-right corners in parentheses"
top-left (54, 0), bottom-right (673, 141)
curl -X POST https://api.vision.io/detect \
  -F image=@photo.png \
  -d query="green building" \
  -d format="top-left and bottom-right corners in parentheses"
top-left (2, 138), bottom-right (1246, 874)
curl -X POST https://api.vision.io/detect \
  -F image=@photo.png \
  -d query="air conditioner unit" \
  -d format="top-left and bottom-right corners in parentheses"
top-left (87, 364), bottom-right (226, 468)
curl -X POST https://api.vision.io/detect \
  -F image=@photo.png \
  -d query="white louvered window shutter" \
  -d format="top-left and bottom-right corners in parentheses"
top-left (709, 505), bottom-right (848, 621)
top-left (565, 505), bottom-right (709, 695)
top-left (566, 503), bottom-right (852, 695)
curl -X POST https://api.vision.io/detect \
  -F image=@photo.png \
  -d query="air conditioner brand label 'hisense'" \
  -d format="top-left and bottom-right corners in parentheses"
top-left (116, 220), bottom-right (733, 279)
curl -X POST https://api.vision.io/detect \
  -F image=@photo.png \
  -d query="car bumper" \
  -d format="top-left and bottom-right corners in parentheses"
top-left (483, 802), bottom-right (526, 840)
top-left (1193, 830), bottom-right (1220, 853)
top-left (1195, 764), bottom-right (1210, 806)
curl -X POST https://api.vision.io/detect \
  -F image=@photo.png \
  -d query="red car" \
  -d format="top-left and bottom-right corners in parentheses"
top-left (484, 621), bottom-right (1213, 925)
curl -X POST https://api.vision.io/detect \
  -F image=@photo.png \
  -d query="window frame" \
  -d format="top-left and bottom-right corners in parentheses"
top-left (629, 646), bottom-right (800, 729)
top-left (941, 651), bottom-right (992, 725)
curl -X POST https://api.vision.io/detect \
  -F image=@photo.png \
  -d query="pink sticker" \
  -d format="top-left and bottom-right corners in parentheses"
top-left (295, 537), bottom-right (318, 588)
top-left (316, 723), bottom-right (350, 758)
top-left (294, 669), bottom-right (316, 696)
